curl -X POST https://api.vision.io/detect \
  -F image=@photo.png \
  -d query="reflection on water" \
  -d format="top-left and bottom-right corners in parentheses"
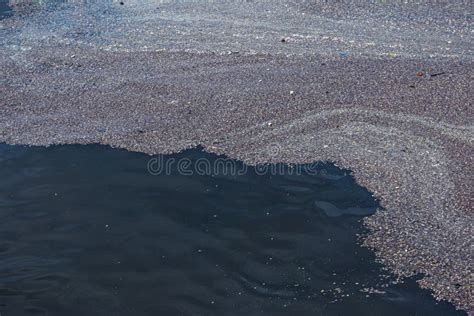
top-left (0, 144), bottom-right (463, 316)
top-left (0, 0), bottom-right (68, 19)
top-left (0, 0), bottom-right (11, 19)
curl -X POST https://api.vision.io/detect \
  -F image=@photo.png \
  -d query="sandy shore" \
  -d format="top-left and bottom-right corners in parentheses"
top-left (1, 1), bottom-right (473, 313)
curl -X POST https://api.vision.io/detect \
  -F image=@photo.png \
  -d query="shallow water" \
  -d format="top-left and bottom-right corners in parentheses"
top-left (0, 144), bottom-right (463, 316)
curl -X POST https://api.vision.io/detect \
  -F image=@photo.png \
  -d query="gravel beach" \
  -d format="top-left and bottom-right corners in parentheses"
top-left (0, 1), bottom-right (473, 313)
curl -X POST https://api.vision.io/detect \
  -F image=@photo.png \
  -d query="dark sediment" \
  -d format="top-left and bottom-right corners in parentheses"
top-left (0, 1), bottom-right (473, 313)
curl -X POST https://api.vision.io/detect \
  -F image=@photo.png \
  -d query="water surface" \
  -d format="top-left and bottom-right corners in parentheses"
top-left (0, 144), bottom-right (463, 316)
top-left (0, 0), bottom-right (11, 19)
top-left (1, 0), bottom-right (470, 58)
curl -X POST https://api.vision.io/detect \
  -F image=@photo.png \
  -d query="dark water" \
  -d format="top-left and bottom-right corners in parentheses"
top-left (0, 0), bottom-right (11, 20)
top-left (0, 0), bottom-right (67, 19)
top-left (0, 144), bottom-right (463, 316)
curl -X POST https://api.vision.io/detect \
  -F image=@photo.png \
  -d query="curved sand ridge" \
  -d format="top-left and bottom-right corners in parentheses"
top-left (0, 1), bottom-right (473, 313)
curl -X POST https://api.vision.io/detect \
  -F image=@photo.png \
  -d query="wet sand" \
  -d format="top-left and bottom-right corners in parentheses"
top-left (1, 1), bottom-right (473, 313)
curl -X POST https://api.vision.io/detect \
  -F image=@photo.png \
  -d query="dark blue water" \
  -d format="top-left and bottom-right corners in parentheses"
top-left (0, 0), bottom-right (11, 20)
top-left (0, 144), bottom-right (463, 316)
top-left (0, 0), bottom-right (68, 19)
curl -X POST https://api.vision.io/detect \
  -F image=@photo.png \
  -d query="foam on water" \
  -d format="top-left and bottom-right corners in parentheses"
top-left (1, 0), bottom-right (471, 59)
